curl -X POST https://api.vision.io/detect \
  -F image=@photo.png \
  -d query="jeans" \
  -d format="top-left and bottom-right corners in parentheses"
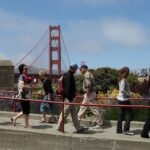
top-left (117, 100), bottom-right (134, 132)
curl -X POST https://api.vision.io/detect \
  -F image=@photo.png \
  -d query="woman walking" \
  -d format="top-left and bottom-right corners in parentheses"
top-left (116, 67), bottom-right (134, 135)
top-left (11, 64), bottom-right (32, 128)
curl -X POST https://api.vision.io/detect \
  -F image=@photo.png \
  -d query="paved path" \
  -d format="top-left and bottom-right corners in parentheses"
top-left (0, 111), bottom-right (150, 150)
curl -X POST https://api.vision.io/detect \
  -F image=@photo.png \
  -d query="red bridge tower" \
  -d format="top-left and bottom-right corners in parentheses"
top-left (49, 26), bottom-right (61, 75)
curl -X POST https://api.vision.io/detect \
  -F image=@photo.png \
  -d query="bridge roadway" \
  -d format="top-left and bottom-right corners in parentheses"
top-left (0, 111), bottom-right (150, 150)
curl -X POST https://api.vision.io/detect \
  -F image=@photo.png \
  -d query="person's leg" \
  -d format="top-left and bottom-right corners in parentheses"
top-left (40, 101), bottom-right (48, 122)
top-left (141, 114), bottom-right (150, 138)
top-left (24, 114), bottom-right (29, 128)
top-left (89, 103), bottom-right (103, 126)
top-left (116, 101), bottom-right (125, 133)
top-left (11, 111), bottom-right (23, 126)
top-left (49, 100), bottom-right (55, 123)
top-left (23, 101), bottom-right (30, 128)
top-left (41, 112), bottom-right (46, 122)
top-left (141, 101), bottom-right (150, 138)
top-left (56, 99), bottom-right (71, 130)
top-left (78, 94), bottom-right (88, 120)
top-left (124, 109), bottom-right (133, 131)
top-left (70, 104), bottom-right (82, 131)
top-left (124, 101), bottom-right (134, 132)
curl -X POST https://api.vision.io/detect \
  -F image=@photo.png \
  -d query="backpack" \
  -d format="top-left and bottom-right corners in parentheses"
top-left (57, 76), bottom-right (64, 95)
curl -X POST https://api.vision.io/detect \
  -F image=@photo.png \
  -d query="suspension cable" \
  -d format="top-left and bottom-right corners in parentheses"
top-left (60, 30), bottom-right (71, 64)
top-left (15, 28), bottom-right (49, 66)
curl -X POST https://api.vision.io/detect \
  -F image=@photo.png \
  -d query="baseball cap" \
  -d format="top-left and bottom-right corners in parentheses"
top-left (70, 63), bottom-right (78, 69)
top-left (80, 64), bottom-right (88, 69)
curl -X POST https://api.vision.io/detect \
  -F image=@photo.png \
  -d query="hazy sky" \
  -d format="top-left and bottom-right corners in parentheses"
top-left (0, 0), bottom-right (150, 69)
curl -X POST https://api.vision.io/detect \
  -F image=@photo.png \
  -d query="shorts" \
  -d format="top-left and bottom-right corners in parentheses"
top-left (21, 93), bottom-right (30, 115)
top-left (40, 93), bottom-right (55, 114)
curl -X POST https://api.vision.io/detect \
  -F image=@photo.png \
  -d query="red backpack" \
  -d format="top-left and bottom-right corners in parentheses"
top-left (57, 76), bottom-right (64, 95)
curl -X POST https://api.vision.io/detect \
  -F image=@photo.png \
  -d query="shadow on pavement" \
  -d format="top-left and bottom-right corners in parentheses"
top-left (31, 125), bottom-right (52, 129)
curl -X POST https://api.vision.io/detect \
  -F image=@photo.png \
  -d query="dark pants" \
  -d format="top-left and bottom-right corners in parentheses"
top-left (117, 100), bottom-right (134, 133)
top-left (141, 101), bottom-right (150, 137)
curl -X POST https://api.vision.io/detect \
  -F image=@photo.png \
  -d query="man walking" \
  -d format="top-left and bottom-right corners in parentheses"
top-left (78, 64), bottom-right (103, 129)
top-left (56, 63), bottom-right (88, 133)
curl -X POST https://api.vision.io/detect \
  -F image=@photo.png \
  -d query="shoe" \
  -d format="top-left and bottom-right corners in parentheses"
top-left (76, 127), bottom-right (89, 133)
top-left (124, 131), bottom-right (134, 136)
top-left (56, 128), bottom-right (62, 132)
top-left (94, 125), bottom-right (103, 129)
top-left (40, 118), bottom-right (46, 123)
top-left (11, 118), bottom-right (16, 126)
top-left (116, 131), bottom-right (123, 134)
top-left (141, 134), bottom-right (149, 138)
top-left (24, 126), bottom-right (32, 129)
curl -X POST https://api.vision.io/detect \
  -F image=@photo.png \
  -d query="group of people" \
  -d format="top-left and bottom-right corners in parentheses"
top-left (10, 63), bottom-right (150, 137)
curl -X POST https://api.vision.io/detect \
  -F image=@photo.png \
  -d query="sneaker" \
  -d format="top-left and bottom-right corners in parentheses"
top-left (76, 127), bottom-right (89, 133)
top-left (94, 125), bottom-right (103, 129)
top-left (141, 134), bottom-right (149, 138)
top-left (124, 131), bottom-right (134, 136)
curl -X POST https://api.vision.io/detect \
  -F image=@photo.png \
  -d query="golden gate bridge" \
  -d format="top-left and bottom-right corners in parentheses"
top-left (14, 25), bottom-right (150, 77)
top-left (15, 25), bottom-right (71, 76)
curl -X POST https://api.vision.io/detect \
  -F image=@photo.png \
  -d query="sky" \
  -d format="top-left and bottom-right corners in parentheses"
top-left (0, 0), bottom-right (150, 70)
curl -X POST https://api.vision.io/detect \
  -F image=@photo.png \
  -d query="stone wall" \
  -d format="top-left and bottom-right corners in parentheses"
top-left (0, 60), bottom-right (14, 90)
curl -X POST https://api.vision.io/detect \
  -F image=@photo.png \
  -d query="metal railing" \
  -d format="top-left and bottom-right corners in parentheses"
top-left (0, 90), bottom-right (150, 133)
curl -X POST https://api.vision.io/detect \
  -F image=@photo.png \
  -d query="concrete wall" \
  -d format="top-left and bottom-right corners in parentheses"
top-left (0, 129), bottom-right (71, 150)
top-left (0, 60), bottom-right (14, 90)
top-left (0, 128), bottom-right (150, 150)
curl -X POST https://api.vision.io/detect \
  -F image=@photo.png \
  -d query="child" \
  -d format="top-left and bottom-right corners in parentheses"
top-left (39, 70), bottom-right (55, 123)
top-left (116, 67), bottom-right (134, 135)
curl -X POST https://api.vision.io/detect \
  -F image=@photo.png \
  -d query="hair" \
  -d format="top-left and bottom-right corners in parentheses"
top-left (18, 64), bottom-right (26, 74)
top-left (119, 67), bottom-right (130, 81)
top-left (39, 70), bottom-right (47, 77)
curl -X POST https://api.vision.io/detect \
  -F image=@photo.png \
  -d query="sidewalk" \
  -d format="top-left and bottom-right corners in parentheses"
top-left (0, 111), bottom-right (150, 150)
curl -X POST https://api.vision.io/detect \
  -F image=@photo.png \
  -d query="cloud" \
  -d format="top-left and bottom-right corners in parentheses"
top-left (64, 20), bottom-right (107, 53)
top-left (0, 8), bottom-right (49, 64)
top-left (0, 7), bottom-right (148, 66)
top-left (63, 18), bottom-right (147, 54)
top-left (101, 18), bottom-right (146, 47)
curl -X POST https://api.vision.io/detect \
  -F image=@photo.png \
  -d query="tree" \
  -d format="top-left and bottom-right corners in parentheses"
top-left (91, 67), bottom-right (119, 93)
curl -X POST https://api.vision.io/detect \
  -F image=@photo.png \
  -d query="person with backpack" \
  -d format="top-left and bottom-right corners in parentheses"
top-left (39, 70), bottom-right (55, 123)
top-left (78, 64), bottom-right (103, 129)
top-left (56, 63), bottom-right (88, 133)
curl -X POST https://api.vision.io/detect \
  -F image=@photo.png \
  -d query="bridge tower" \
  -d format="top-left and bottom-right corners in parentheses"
top-left (49, 26), bottom-right (61, 75)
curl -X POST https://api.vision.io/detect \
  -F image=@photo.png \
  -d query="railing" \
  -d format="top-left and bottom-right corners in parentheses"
top-left (0, 90), bottom-right (150, 133)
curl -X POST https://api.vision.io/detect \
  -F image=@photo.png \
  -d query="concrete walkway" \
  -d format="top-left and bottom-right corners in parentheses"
top-left (0, 111), bottom-right (150, 150)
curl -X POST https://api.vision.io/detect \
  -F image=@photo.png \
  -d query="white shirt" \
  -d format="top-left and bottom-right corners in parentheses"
top-left (117, 79), bottom-right (130, 101)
